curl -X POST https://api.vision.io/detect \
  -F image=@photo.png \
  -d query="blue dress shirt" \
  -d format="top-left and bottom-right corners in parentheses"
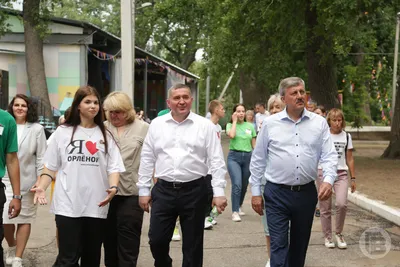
top-left (249, 108), bottom-right (338, 196)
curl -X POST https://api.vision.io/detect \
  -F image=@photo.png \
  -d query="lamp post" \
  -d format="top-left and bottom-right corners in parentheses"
top-left (392, 12), bottom-right (400, 116)
top-left (120, 1), bottom-right (153, 105)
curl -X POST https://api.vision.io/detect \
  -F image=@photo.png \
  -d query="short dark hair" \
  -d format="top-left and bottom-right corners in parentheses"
top-left (7, 94), bottom-right (38, 123)
top-left (256, 102), bottom-right (265, 108)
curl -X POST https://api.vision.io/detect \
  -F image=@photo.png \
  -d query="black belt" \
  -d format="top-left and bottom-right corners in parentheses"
top-left (158, 177), bottom-right (204, 189)
top-left (272, 181), bottom-right (314, 192)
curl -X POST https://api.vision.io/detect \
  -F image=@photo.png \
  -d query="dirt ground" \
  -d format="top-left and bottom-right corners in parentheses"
top-left (352, 141), bottom-right (400, 209)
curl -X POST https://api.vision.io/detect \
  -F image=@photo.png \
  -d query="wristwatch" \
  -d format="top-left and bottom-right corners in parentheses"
top-left (12, 195), bottom-right (23, 200)
top-left (109, 186), bottom-right (119, 193)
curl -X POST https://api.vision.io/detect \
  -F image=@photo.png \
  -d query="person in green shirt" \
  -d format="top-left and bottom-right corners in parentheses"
top-left (0, 109), bottom-right (22, 267)
top-left (226, 104), bottom-right (256, 222)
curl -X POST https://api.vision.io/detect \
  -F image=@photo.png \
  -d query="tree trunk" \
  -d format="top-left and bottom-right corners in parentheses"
top-left (381, 80), bottom-right (400, 159)
top-left (23, 0), bottom-right (53, 120)
top-left (305, 0), bottom-right (339, 110)
top-left (239, 69), bottom-right (270, 108)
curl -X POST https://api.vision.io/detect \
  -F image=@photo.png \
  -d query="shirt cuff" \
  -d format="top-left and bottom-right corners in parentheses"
top-left (138, 188), bottom-right (151, 197)
top-left (322, 175), bottom-right (336, 186)
top-left (251, 185), bottom-right (262, 196)
top-left (212, 187), bottom-right (225, 197)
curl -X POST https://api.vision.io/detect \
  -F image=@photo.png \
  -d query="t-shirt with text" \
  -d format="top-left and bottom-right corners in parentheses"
top-left (331, 131), bottom-right (353, 171)
top-left (44, 125), bottom-right (125, 219)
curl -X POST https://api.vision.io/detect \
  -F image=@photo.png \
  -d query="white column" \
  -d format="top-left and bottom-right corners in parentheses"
top-left (120, 0), bottom-right (135, 104)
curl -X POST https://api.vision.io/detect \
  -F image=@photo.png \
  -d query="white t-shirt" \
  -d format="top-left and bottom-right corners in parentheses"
top-left (207, 123), bottom-right (222, 175)
top-left (255, 111), bottom-right (270, 132)
top-left (44, 125), bottom-right (125, 219)
top-left (331, 131), bottom-right (353, 171)
top-left (17, 124), bottom-right (25, 145)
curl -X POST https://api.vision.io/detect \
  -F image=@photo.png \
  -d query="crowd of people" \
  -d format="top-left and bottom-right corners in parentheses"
top-left (0, 77), bottom-right (357, 267)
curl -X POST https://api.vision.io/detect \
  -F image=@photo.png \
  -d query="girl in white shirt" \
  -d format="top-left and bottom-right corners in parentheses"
top-left (316, 108), bottom-right (356, 250)
top-left (32, 86), bottom-right (125, 266)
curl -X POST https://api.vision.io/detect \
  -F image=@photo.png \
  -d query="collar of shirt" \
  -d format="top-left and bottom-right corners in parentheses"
top-left (164, 111), bottom-right (195, 124)
top-left (279, 108), bottom-right (311, 123)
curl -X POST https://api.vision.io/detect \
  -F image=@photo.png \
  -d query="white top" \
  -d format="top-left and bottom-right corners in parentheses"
top-left (44, 125), bottom-right (125, 219)
top-left (249, 109), bottom-right (338, 196)
top-left (207, 123), bottom-right (223, 175)
top-left (255, 111), bottom-right (270, 132)
top-left (332, 131), bottom-right (353, 171)
top-left (137, 112), bottom-right (227, 197)
top-left (17, 124), bottom-right (25, 145)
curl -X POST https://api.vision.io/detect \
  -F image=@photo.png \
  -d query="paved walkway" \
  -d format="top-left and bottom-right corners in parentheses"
top-left (4, 180), bottom-right (399, 267)
top-left (5, 138), bottom-right (400, 266)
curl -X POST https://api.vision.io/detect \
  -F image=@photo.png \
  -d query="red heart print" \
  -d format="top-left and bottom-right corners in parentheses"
top-left (86, 141), bottom-right (98, 155)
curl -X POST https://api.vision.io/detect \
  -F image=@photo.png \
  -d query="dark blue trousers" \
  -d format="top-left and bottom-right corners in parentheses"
top-left (264, 182), bottom-right (317, 267)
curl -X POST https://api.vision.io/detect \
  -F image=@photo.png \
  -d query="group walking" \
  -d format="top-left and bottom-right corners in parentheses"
top-left (0, 77), bottom-right (357, 267)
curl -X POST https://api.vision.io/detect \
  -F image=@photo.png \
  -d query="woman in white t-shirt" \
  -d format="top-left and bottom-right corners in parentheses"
top-left (32, 86), bottom-right (125, 266)
top-left (316, 108), bottom-right (356, 250)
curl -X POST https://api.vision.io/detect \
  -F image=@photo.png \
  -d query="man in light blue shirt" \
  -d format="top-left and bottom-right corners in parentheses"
top-left (249, 77), bottom-right (338, 267)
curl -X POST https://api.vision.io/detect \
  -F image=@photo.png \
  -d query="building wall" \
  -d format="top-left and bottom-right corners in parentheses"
top-left (0, 43), bottom-right (85, 109)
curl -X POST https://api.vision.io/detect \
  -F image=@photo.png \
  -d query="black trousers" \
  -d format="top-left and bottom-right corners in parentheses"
top-left (264, 182), bottom-right (317, 267)
top-left (54, 215), bottom-right (106, 267)
top-left (204, 175), bottom-right (213, 217)
top-left (104, 195), bottom-right (144, 267)
top-left (149, 178), bottom-right (207, 267)
top-left (0, 182), bottom-right (6, 267)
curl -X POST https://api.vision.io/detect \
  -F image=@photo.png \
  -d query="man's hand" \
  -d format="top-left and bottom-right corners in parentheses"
top-left (318, 182), bottom-right (332, 201)
top-left (251, 196), bottom-right (264, 216)
top-left (139, 196), bottom-right (152, 213)
top-left (212, 196), bottom-right (227, 214)
top-left (8, 198), bottom-right (21, 219)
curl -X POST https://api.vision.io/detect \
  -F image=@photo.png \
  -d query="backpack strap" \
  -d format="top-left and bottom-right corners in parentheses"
top-left (344, 131), bottom-right (349, 157)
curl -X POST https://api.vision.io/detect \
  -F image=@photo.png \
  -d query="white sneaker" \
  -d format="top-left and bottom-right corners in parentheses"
top-left (265, 259), bottom-right (270, 267)
top-left (210, 218), bottom-right (217, 225)
top-left (172, 226), bottom-right (181, 241)
top-left (232, 212), bottom-right (241, 222)
top-left (204, 218), bottom-right (213, 229)
top-left (6, 246), bottom-right (16, 265)
top-left (324, 238), bottom-right (335, 248)
top-left (12, 257), bottom-right (23, 267)
top-left (335, 233), bottom-right (347, 249)
top-left (239, 207), bottom-right (246, 216)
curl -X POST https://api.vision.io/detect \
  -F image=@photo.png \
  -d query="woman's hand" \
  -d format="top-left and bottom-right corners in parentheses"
top-left (350, 180), bottom-right (356, 193)
top-left (232, 112), bottom-right (238, 123)
top-left (98, 187), bottom-right (118, 207)
top-left (32, 187), bottom-right (48, 205)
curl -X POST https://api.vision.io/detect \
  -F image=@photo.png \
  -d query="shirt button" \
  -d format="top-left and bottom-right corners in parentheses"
top-left (297, 166), bottom-right (299, 169)
top-left (297, 178), bottom-right (299, 180)
top-left (296, 144), bottom-right (298, 146)
top-left (296, 133), bottom-right (298, 135)
top-left (297, 155), bottom-right (299, 157)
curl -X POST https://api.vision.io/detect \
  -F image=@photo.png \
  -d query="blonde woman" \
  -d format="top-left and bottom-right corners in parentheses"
top-left (316, 108), bottom-right (356, 249)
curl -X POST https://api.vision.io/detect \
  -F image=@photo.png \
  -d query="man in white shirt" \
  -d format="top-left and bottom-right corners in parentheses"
top-left (249, 77), bottom-right (338, 267)
top-left (137, 84), bottom-right (228, 267)
top-left (204, 100), bottom-right (225, 229)
top-left (255, 103), bottom-right (270, 133)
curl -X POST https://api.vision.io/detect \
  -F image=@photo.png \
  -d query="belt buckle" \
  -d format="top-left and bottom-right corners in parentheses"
top-left (291, 185), bottom-right (301, 192)
top-left (172, 182), bottom-right (181, 189)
